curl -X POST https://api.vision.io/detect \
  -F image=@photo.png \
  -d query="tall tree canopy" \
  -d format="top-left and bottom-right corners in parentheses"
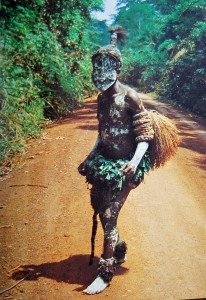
top-left (115, 0), bottom-right (206, 117)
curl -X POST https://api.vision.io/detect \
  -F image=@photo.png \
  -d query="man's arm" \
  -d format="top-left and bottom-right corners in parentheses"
top-left (125, 85), bottom-right (145, 112)
top-left (121, 86), bottom-right (154, 177)
top-left (120, 141), bottom-right (149, 177)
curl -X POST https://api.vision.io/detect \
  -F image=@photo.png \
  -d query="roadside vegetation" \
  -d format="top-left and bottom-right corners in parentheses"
top-left (115, 0), bottom-right (206, 117)
top-left (0, 0), bottom-right (106, 169)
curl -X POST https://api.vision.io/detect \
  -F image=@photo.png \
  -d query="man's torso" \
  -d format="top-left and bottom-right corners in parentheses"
top-left (98, 91), bottom-right (137, 159)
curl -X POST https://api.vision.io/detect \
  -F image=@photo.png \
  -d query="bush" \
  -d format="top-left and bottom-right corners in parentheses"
top-left (0, 1), bottom-right (103, 167)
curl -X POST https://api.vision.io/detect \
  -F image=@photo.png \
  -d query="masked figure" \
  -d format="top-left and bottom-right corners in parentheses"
top-left (78, 26), bottom-right (179, 295)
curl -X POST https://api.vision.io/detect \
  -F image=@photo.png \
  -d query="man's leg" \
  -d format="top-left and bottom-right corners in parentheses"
top-left (83, 185), bottom-right (131, 295)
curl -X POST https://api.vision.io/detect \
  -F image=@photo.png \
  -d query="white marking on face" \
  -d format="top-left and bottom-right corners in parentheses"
top-left (92, 54), bottom-right (118, 91)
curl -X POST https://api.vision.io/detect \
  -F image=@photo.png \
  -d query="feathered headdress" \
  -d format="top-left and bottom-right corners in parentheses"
top-left (108, 25), bottom-right (127, 46)
top-left (92, 25), bottom-right (127, 71)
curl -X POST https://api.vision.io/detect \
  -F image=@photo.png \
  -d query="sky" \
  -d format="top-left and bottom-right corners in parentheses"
top-left (93, 0), bottom-right (118, 24)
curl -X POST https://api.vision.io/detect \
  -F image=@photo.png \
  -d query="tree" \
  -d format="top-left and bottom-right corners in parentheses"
top-left (0, 0), bottom-right (104, 164)
top-left (114, 0), bottom-right (206, 117)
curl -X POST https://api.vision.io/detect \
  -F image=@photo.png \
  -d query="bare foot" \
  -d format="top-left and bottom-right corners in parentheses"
top-left (83, 275), bottom-right (109, 295)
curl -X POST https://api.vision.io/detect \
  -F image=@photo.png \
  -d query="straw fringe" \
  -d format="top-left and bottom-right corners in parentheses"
top-left (148, 110), bottom-right (180, 169)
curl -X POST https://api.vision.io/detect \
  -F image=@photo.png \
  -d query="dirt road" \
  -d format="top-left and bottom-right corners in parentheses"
top-left (0, 94), bottom-right (206, 300)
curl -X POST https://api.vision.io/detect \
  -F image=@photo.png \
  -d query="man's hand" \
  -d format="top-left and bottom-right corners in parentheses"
top-left (120, 161), bottom-right (137, 178)
top-left (78, 160), bottom-right (88, 176)
top-left (120, 141), bottom-right (149, 178)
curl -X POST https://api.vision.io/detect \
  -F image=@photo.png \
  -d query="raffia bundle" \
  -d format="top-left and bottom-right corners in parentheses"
top-left (148, 110), bottom-right (180, 169)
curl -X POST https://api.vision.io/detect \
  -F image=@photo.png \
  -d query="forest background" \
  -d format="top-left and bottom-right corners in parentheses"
top-left (0, 0), bottom-right (206, 173)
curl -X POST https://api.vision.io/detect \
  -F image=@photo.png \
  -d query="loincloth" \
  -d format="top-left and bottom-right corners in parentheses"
top-left (84, 152), bottom-right (152, 212)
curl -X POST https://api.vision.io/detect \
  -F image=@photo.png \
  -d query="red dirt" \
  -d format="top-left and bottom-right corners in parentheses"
top-left (0, 94), bottom-right (206, 300)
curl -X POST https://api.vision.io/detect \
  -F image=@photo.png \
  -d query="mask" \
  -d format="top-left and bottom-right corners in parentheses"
top-left (92, 54), bottom-right (118, 91)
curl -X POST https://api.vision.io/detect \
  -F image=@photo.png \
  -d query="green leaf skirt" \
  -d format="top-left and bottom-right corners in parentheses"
top-left (85, 151), bottom-right (152, 192)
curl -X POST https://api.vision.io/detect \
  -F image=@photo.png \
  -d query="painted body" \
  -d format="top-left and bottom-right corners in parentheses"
top-left (98, 89), bottom-right (137, 159)
top-left (78, 41), bottom-right (152, 294)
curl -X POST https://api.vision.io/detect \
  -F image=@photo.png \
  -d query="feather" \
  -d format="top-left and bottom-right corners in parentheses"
top-left (108, 25), bottom-right (127, 41)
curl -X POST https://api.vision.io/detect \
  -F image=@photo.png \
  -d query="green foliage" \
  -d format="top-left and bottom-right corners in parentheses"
top-left (159, 21), bottom-right (206, 115)
top-left (85, 153), bottom-right (151, 191)
top-left (115, 0), bottom-right (206, 117)
top-left (0, 0), bottom-right (104, 165)
top-left (116, 1), bottom-right (165, 91)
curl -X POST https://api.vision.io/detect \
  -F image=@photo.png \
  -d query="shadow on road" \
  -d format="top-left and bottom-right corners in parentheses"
top-left (12, 254), bottom-right (128, 290)
top-left (74, 99), bottom-right (98, 131)
top-left (46, 99), bottom-right (98, 131)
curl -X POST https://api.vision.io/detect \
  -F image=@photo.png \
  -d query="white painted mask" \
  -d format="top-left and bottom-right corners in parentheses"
top-left (92, 54), bottom-right (118, 91)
